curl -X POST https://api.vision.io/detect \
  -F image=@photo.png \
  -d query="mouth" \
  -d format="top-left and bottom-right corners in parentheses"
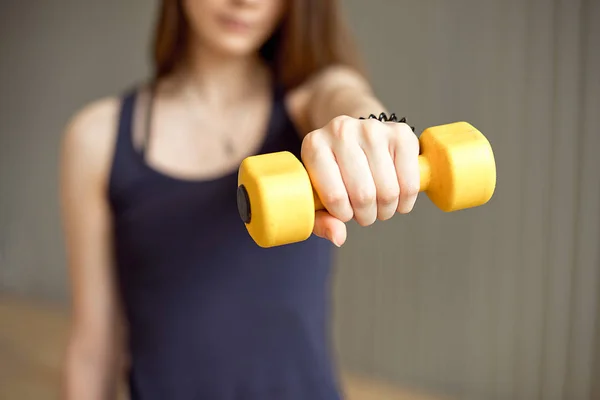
top-left (218, 15), bottom-right (253, 33)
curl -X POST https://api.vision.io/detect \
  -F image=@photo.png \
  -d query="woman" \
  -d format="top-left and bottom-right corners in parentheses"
top-left (59, 0), bottom-right (420, 399)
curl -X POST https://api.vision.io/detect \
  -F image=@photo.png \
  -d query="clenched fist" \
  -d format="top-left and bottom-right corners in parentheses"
top-left (301, 113), bottom-right (420, 247)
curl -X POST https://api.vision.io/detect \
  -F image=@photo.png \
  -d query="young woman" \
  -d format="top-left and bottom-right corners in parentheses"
top-left (59, 0), bottom-right (420, 399)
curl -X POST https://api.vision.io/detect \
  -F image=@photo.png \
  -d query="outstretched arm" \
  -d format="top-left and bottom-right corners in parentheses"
top-left (288, 66), bottom-right (420, 247)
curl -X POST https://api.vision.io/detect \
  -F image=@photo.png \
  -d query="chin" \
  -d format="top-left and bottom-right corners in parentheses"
top-left (216, 39), bottom-right (261, 57)
top-left (197, 31), bottom-right (264, 58)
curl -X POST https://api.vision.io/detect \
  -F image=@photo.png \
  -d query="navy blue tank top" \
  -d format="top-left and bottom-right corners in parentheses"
top-left (108, 83), bottom-right (340, 400)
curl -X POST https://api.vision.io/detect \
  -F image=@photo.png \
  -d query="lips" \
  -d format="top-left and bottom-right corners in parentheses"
top-left (218, 15), bottom-right (253, 32)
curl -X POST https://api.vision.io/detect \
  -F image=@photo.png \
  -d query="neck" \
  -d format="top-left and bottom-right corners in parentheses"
top-left (178, 44), bottom-right (270, 106)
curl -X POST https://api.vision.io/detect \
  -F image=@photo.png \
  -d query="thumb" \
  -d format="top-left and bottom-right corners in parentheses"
top-left (312, 210), bottom-right (347, 247)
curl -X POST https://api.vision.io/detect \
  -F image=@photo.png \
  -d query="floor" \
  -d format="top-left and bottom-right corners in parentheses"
top-left (0, 294), bottom-right (448, 400)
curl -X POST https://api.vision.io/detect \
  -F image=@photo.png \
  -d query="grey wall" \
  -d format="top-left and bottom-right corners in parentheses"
top-left (1, 1), bottom-right (599, 400)
top-left (333, 0), bottom-right (600, 399)
top-left (0, 0), bottom-right (155, 299)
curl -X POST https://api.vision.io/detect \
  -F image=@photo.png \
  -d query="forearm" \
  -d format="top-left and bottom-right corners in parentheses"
top-left (63, 334), bottom-right (121, 400)
top-left (311, 86), bottom-right (387, 128)
top-left (304, 67), bottom-right (388, 131)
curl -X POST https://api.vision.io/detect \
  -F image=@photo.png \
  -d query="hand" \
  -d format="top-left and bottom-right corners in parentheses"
top-left (301, 114), bottom-right (420, 247)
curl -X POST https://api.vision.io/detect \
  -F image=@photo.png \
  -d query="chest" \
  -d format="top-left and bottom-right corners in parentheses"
top-left (111, 103), bottom-right (303, 227)
top-left (140, 95), bottom-right (278, 181)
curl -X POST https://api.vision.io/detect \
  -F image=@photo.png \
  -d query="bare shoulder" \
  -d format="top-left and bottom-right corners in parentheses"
top-left (63, 96), bottom-right (121, 157)
top-left (61, 96), bottom-right (122, 181)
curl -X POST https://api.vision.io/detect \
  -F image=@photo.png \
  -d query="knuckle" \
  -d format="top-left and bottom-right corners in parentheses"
top-left (328, 115), bottom-right (353, 140)
top-left (352, 187), bottom-right (376, 209)
top-left (301, 132), bottom-right (327, 163)
top-left (361, 122), bottom-right (382, 147)
top-left (302, 130), bottom-right (324, 152)
top-left (392, 122), bottom-right (416, 140)
top-left (378, 186), bottom-right (400, 206)
top-left (402, 181), bottom-right (420, 198)
top-left (323, 191), bottom-right (353, 222)
top-left (399, 124), bottom-right (420, 149)
top-left (322, 190), bottom-right (348, 210)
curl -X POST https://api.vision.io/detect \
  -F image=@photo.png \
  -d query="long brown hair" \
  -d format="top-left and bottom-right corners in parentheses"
top-left (151, 0), bottom-right (366, 90)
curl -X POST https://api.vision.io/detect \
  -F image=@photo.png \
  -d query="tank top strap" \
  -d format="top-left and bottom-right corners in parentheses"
top-left (107, 87), bottom-right (143, 207)
top-left (114, 87), bottom-right (139, 159)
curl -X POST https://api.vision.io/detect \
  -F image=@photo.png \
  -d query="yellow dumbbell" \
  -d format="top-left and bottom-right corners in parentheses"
top-left (237, 121), bottom-right (496, 248)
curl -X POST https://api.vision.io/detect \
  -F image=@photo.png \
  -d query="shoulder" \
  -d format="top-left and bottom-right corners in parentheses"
top-left (285, 65), bottom-right (371, 133)
top-left (63, 96), bottom-right (121, 151)
top-left (60, 96), bottom-right (123, 185)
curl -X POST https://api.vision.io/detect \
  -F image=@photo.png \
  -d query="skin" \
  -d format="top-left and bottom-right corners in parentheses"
top-left (60, 0), bottom-right (419, 398)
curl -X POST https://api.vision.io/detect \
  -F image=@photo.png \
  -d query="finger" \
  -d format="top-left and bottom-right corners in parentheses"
top-left (301, 131), bottom-right (353, 222)
top-left (334, 142), bottom-right (377, 226)
top-left (359, 124), bottom-right (400, 221)
top-left (392, 125), bottom-right (421, 214)
top-left (312, 210), bottom-right (347, 247)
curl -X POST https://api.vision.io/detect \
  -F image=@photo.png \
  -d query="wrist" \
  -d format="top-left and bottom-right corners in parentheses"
top-left (359, 112), bottom-right (415, 132)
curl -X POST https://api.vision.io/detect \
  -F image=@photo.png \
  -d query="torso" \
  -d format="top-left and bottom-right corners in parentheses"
top-left (106, 77), bottom-right (340, 400)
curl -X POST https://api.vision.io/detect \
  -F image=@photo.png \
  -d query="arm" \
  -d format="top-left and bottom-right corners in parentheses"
top-left (59, 98), bottom-right (126, 400)
top-left (288, 65), bottom-right (387, 135)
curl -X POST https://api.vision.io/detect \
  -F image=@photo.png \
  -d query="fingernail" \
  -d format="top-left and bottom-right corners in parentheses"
top-left (327, 229), bottom-right (341, 247)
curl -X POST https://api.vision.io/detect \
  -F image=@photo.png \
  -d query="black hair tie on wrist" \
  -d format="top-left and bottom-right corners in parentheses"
top-left (359, 112), bottom-right (415, 133)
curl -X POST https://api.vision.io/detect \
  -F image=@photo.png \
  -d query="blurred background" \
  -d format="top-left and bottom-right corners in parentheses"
top-left (1, 0), bottom-right (599, 399)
